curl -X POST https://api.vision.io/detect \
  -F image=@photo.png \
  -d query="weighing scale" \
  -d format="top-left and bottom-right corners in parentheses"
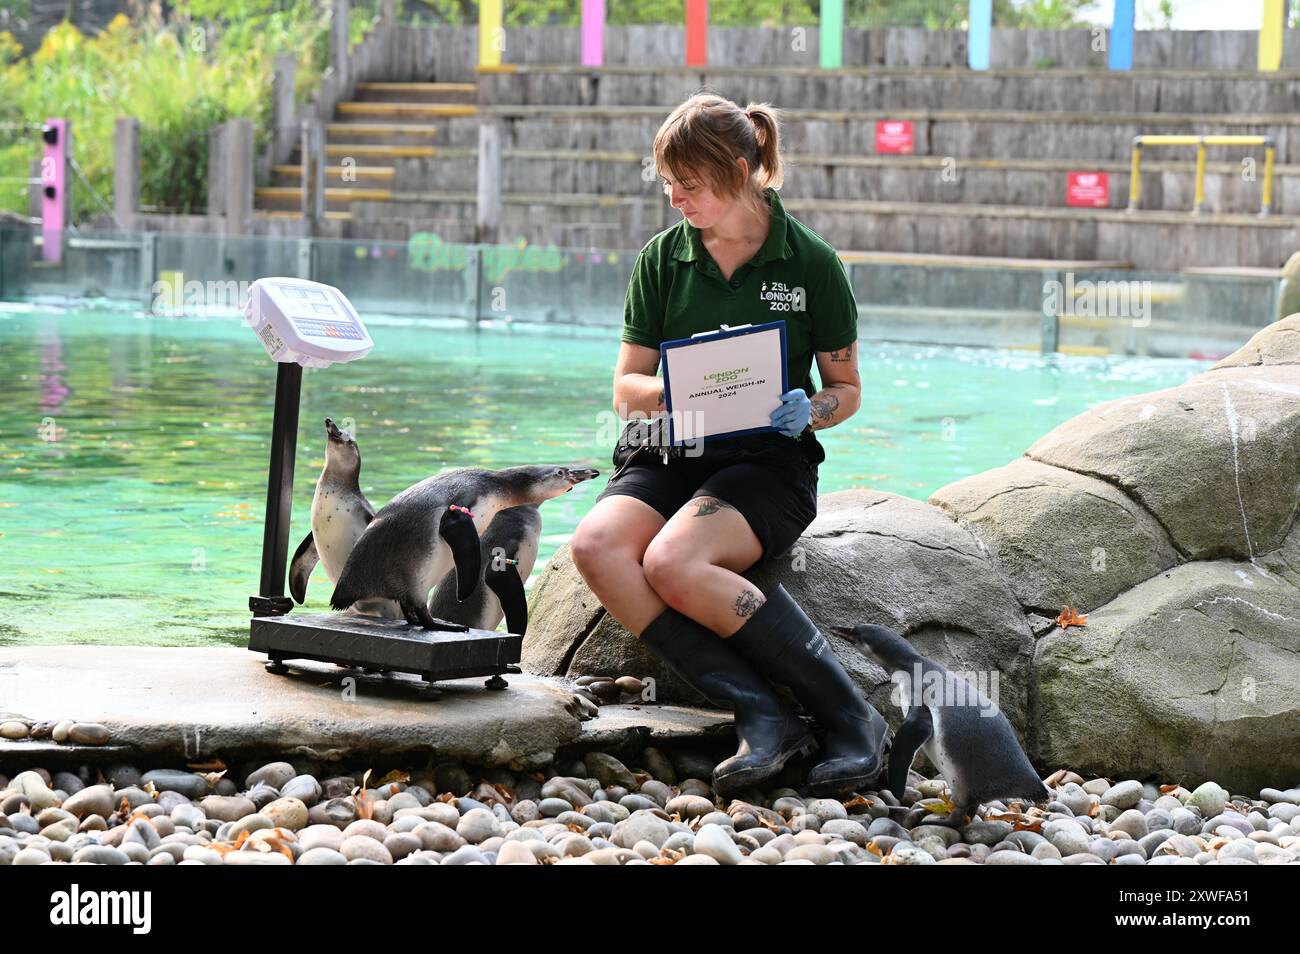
top-left (244, 277), bottom-right (523, 691)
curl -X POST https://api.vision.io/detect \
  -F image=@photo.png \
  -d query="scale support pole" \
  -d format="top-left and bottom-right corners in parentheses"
top-left (253, 361), bottom-right (302, 614)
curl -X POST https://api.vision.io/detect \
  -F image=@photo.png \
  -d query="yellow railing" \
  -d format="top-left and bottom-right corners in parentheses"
top-left (1128, 135), bottom-right (1275, 215)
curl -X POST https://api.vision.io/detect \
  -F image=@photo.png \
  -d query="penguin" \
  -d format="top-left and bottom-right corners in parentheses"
top-left (330, 464), bottom-right (598, 629)
top-left (828, 622), bottom-right (1050, 828)
top-left (427, 504), bottom-right (541, 635)
top-left (288, 418), bottom-right (401, 618)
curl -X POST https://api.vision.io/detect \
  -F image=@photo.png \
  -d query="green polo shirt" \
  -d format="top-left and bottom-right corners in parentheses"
top-left (620, 187), bottom-right (858, 401)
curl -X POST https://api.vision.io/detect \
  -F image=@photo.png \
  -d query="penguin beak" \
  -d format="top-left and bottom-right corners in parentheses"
top-left (566, 468), bottom-right (600, 486)
top-left (828, 625), bottom-right (857, 642)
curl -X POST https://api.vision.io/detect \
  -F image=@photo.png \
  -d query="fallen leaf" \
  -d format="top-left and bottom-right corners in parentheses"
top-left (1056, 606), bottom-right (1089, 628)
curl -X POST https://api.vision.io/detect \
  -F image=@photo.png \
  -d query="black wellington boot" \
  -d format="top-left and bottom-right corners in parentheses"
top-left (639, 606), bottom-right (817, 796)
top-left (726, 583), bottom-right (892, 797)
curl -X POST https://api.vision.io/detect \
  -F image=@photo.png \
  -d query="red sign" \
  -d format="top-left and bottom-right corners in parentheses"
top-left (1066, 171), bottom-right (1109, 207)
top-left (875, 120), bottom-right (914, 155)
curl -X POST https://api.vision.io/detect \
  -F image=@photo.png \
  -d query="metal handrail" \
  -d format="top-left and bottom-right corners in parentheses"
top-left (1128, 134), bottom-right (1275, 215)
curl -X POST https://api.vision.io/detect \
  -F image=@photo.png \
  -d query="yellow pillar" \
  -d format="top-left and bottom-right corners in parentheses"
top-left (480, 0), bottom-right (504, 69)
top-left (1259, 0), bottom-right (1285, 72)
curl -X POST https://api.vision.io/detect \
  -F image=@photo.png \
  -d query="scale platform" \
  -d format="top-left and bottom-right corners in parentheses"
top-left (249, 612), bottom-right (523, 689)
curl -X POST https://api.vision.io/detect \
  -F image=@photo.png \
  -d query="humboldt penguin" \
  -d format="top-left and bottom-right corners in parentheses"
top-left (330, 464), bottom-right (597, 629)
top-left (427, 504), bottom-right (541, 635)
top-left (288, 418), bottom-right (400, 618)
top-left (829, 622), bottom-right (1050, 828)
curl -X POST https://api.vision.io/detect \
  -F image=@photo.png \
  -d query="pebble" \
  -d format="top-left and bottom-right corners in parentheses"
top-left (67, 723), bottom-right (110, 745)
top-left (3, 749), bottom-right (1296, 869)
top-left (1100, 780), bottom-right (1143, 809)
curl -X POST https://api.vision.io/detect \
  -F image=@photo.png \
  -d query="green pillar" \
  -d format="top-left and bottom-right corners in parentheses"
top-left (820, 0), bottom-right (844, 70)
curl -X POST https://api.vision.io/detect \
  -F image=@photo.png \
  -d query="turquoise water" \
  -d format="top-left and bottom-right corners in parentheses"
top-left (0, 303), bottom-right (1211, 646)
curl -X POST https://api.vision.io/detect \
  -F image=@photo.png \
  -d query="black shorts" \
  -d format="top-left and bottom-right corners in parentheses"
top-left (593, 423), bottom-right (826, 562)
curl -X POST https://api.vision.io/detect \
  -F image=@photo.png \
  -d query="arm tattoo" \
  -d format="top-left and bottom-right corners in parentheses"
top-left (828, 347), bottom-right (853, 363)
top-left (734, 589), bottom-right (764, 618)
top-left (690, 496), bottom-right (738, 517)
top-left (657, 389), bottom-right (665, 407)
top-left (810, 393), bottom-right (840, 424)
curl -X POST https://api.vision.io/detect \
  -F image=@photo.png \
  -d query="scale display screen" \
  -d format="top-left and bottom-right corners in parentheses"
top-left (244, 278), bottom-right (373, 368)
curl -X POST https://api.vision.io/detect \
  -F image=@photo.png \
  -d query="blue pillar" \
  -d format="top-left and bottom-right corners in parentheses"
top-left (1108, 0), bottom-right (1135, 70)
top-left (968, 0), bottom-right (992, 71)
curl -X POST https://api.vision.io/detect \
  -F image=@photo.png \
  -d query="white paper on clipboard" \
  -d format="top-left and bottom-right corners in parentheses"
top-left (661, 321), bottom-right (788, 444)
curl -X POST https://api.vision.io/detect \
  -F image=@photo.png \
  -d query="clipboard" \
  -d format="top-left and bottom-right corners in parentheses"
top-left (660, 320), bottom-right (789, 446)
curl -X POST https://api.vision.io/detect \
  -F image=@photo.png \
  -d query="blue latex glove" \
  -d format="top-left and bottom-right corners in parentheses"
top-left (770, 388), bottom-right (811, 437)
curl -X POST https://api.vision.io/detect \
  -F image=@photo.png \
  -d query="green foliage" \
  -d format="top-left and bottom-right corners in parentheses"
top-left (0, 2), bottom-right (378, 220)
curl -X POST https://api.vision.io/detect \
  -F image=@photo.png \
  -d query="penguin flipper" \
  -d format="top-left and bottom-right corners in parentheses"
top-left (485, 564), bottom-right (528, 635)
top-left (887, 705), bottom-right (934, 799)
top-left (288, 532), bottom-right (319, 604)
top-left (439, 507), bottom-right (482, 603)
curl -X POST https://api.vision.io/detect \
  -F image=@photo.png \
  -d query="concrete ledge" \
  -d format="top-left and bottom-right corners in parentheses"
top-left (0, 647), bottom-right (580, 769)
top-left (0, 648), bottom-right (735, 772)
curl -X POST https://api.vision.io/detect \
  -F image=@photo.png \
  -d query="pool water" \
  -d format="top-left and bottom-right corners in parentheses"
top-left (0, 304), bottom-right (1212, 647)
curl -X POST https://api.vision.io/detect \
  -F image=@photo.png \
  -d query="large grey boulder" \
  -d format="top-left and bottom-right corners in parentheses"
top-left (1033, 523), bottom-right (1300, 793)
top-left (1211, 312), bottom-right (1300, 368)
top-left (930, 457), bottom-right (1180, 615)
top-left (1025, 363), bottom-right (1300, 562)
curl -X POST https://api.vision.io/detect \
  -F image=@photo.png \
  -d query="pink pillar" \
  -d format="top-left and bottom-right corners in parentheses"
top-left (581, 0), bottom-right (604, 66)
top-left (41, 118), bottom-right (68, 264)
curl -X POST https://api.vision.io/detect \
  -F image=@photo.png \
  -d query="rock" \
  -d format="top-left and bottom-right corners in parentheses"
top-left (986, 849), bottom-right (1041, 865)
top-left (665, 794), bottom-right (715, 819)
top-left (694, 824), bottom-right (744, 864)
top-left (615, 811), bottom-right (670, 850)
top-left (962, 820), bottom-right (1013, 846)
top-left (1034, 545), bottom-right (1300, 794)
top-left (1027, 362), bottom-right (1300, 560)
top-left (340, 835), bottom-right (393, 864)
top-left (931, 458), bottom-right (1179, 613)
top-left (140, 770), bottom-right (209, 800)
top-left (457, 808), bottom-right (503, 844)
top-left (0, 721), bottom-right (29, 740)
top-left (245, 762), bottom-right (296, 791)
top-left (10, 772), bottom-right (58, 811)
top-left (280, 775), bottom-right (322, 806)
top-left (1044, 819), bottom-right (1091, 856)
top-left (1110, 809), bottom-right (1149, 839)
top-left (263, 797), bottom-right (309, 832)
top-left (51, 719), bottom-right (75, 742)
top-left (888, 844), bottom-right (936, 865)
top-left (298, 847), bottom-right (348, 865)
top-left (61, 784), bottom-right (114, 820)
top-left (1187, 782), bottom-right (1230, 819)
top-left (495, 840), bottom-right (539, 865)
top-left (1100, 780), bottom-right (1144, 810)
top-left (200, 796), bottom-right (256, 823)
top-left (1213, 312), bottom-right (1300, 368)
top-left (584, 752), bottom-right (636, 789)
top-left (67, 723), bottom-right (110, 745)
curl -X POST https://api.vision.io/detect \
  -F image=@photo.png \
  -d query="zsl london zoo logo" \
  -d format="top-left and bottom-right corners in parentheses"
top-left (760, 280), bottom-right (805, 312)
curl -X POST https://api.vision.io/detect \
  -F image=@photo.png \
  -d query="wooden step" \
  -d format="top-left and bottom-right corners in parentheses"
top-left (257, 210), bottom-right (353, 221)
top-left (272, 165), bottom-right (395, 181)
top-left (337, 102), bottom-right (477, 118)
top-left (321, 144), bottom-right (438, 158)
top-left (256, 187), bottom-right (393, 201)
top-left (324, 122), bottom-right (438, 136)
top-left (356, 82), bottom-right (477, 93)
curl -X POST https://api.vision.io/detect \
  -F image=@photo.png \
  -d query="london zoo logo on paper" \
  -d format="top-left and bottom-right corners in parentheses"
top-left (760, 281), bottom-right (805, 312)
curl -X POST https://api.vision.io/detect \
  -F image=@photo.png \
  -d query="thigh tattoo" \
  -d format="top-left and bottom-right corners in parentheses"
top-left (690, 495), bottom-right (738, 517)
